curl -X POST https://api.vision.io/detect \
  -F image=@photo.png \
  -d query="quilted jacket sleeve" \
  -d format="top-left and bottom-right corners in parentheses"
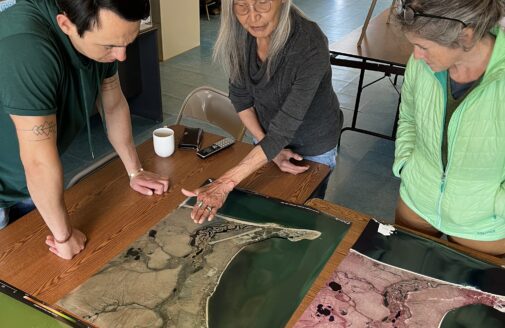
top-left (393, 56), bottom-right (417, 177)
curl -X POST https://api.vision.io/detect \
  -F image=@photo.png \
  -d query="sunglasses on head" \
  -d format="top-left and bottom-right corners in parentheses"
top-left (395, 0), bottom-right (467, 27)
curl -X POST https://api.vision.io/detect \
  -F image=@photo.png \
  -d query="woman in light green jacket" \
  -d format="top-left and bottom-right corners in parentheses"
top-left (393, 0), bottom-right (505, 255)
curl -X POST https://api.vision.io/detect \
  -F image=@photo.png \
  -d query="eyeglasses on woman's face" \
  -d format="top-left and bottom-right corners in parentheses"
top-left (395, 0), bottom-right (468, 27)
top-left (233, 0), bottom-right (273, 16)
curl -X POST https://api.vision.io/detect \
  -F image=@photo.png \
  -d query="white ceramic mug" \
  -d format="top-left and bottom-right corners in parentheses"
top-left (153, 127), bottom-right (175, 157)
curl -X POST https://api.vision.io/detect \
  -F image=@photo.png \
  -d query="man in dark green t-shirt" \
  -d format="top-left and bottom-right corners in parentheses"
top-left (0, 0), bottom-right (169, 259)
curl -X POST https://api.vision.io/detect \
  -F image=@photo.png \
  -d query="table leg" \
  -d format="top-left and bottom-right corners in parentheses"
top-left (387, 0), bottom-right (396, 24)
top-left (392, 95), bottom-right (401, 139)
top-left (357, 0), bottom-right (378, 47)
top-left (339, 59), bottom-right (366, 147)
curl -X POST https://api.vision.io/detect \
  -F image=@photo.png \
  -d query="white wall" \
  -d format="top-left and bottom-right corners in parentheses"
top-left (151, 0), bottom-right (200, 61)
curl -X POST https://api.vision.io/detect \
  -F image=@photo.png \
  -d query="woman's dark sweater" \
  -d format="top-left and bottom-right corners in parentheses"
top-left (229, 10), bottom-right (342, 161)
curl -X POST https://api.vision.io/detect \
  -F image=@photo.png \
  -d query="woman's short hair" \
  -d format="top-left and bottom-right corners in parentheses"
top-left (213, 0), bottom-right (306, 82)
top-left (56, 0), bottom-right (150, 37)
top-left (394, 0), bottom-right (504, 48)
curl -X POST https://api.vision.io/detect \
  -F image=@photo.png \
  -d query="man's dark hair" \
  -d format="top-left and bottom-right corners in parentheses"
top-left (56, 0), bottom-right (150, 37)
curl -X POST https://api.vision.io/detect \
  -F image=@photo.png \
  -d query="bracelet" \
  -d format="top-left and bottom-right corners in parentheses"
top-left (54, 228), bottom-right (73, 244)
top-left (128, 167), bottom-right (144, 179)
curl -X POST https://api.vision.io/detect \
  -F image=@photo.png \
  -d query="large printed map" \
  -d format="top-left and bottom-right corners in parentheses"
top-left (57, 190), bottom-right (350, 327)
top-left (295, 250), bottom-right (505, 327)
top-left (295, 220), bottom-right (505, 328)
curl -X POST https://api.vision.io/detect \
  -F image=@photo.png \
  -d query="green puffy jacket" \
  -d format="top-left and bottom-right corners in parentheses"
top-left (393, 27), bottom-right (505, 241)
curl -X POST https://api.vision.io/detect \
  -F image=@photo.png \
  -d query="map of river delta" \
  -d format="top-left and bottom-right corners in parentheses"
top-left (58, 192), bottom-right (350, 328)
top-left (294, 250), bottom-right (505, 327)
top-left (295, 220), bottom-right (505, 328)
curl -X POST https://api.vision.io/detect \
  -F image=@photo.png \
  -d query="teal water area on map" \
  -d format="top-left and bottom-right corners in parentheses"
top-left (187, 189), bottom-right (350, 328)
top-left (440, 304), bottom-right (505, 328)
top-left (353, 220), bottom-right (505, 296)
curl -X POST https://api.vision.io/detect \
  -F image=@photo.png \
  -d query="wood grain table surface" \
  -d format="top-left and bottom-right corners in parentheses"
top-left (286, 199), bottom-right (505, 327)
top-left (0, 125), bottom-right (330, 304)
top-left (330, 9), bottom-right (413, 66)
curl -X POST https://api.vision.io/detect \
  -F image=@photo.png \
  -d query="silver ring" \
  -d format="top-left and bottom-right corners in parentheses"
top-left (205, 206), bottom-right (213, 212)
top-left (197, 200), bottom-right (204, 208)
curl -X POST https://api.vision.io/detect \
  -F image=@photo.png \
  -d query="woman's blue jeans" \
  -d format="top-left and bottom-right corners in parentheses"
top-left (0, 198), bottom-right (35, 229)
top-left (304, 148), bottom-right (337, 199)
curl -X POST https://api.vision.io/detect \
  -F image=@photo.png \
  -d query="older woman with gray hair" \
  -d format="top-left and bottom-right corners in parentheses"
top-left (182, 0), bottom-right (343, 223)
top-left (392, 0), bottom-right (505, 255)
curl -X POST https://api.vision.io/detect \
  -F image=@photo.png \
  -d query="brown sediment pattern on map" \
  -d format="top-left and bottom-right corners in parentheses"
top-left (57, 205), bottom-right (320, 328)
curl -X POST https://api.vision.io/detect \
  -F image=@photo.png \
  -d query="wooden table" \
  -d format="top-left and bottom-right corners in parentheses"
top-left (330, 9), bottom-right (413, 143)
top-left (333, 9), bottom-right (412, 64)
top-left (0, 125), bottom-right (330, 304)
top-left (286, 199), bottom-right (505, 326)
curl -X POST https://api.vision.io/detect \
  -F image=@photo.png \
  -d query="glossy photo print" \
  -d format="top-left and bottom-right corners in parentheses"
top-left (295, 220), bottom-right (505, 327)
top-left (57, 189), bottom-right (350, 327)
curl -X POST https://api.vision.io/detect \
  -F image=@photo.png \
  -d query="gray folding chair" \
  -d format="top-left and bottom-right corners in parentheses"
top-left (66, 152), bottom-right (118, 189)
top-left (176, 86), bottom-right (246, 141)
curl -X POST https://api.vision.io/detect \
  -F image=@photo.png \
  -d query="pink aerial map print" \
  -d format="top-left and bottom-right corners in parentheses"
top-left (294, 221), bottom-right (505, 328)
top-left (295, 250), bottom-right (504, 327)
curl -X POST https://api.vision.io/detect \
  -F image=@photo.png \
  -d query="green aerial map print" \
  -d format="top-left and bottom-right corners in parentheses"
top-left (57, 189), bottom-right (350, 327)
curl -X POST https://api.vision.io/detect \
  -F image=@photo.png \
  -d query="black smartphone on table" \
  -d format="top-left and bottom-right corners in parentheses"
top-left (178, 127), bottom-right (203, 150)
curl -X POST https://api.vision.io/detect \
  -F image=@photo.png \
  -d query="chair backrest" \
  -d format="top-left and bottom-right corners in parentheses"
top-left (176, 86), bottom-right (246, 141)
top-left (66, 151), bottom-right (118, 189)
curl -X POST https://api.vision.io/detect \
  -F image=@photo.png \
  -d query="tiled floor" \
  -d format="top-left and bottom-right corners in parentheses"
top-left (63, 0), bottom-right (402, 223)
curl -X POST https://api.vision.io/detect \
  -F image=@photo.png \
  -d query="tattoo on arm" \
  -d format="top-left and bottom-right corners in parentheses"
top-left (32, 121), bottom-right (56, 137)
top-left (20, 121), bottom-right (57, 140)
top-left (101, 76), bottom-right (120, 91)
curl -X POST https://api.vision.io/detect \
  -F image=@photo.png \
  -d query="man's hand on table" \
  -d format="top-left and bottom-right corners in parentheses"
top-left (45, 227), bottom-right (87, 260)
top-left (273, 149), bottom-right (309, 175)
top-left (181, 179), bottom-right (235, 224)
top-left (130, 170), bottom-right (170, 196)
